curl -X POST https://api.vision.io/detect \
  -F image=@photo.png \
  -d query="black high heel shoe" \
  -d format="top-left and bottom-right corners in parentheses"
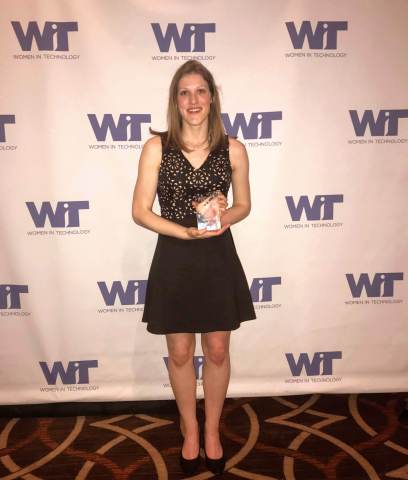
top-left (204, 449), bottom-right (225, 475)
top-left (203, 427), bottom-right (225, 475)
top-left (179, 451), bottom-right (200, 476)
top-left (179, 421), bottom-right (201, 475)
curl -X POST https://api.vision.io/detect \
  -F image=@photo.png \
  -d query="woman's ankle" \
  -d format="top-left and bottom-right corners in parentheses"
top-left (204, 421), bottom-right (220, 437)
top-left (180, 417), bottom-right (199, 436)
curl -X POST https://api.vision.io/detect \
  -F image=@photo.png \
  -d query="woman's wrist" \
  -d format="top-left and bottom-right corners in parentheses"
top-left (179, 226), bottom-right (192, 240)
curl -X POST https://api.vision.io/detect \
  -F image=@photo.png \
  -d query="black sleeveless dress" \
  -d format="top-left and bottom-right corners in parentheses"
top-left (142, 134), bottom-right (256, 334)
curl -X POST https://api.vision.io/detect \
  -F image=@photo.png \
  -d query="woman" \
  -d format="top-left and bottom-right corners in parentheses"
top-left (132, 60), bottom-right (256, 475)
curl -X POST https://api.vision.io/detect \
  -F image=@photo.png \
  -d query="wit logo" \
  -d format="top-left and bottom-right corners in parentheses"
top-left (250, 277), bottom-right (281, 302)
top-left (26, 201), bottom-right (89, 228)
top-left (222, 112), bottom-right (282, 140)
top-left (286, 21), bottom-right (347, 49)
top-left (0, 115), bottom-right (15, 142)
top-left (349, 110), bottom-right (408, 136)
top-left (346, 273), bottom-right (403, 298)
top-left (88, 114), bottom-right (151, 141)
top-left (286, 352), bottom-right (342, 376)
top-left (151, 23), bottom-right (215, 52)
top-left (286, 195), bottom-right (343, 221)
top-left (97, 281), bottom-right (147, 306)
top-left (39, 360), bottom-right (98, 385)
top-left (0, 285), bottom-right (29, 309)
top-left (11, 21), bottom-right (78, 51)
top-left (163, 356), bottom-right (204, 379)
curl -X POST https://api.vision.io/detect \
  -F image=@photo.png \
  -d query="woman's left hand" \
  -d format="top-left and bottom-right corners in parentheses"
top-left (216, 192), bottom-right (228, 217)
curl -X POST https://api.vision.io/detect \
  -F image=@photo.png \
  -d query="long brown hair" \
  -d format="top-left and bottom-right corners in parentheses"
top-left (151, 60), bottom-right (226, 153)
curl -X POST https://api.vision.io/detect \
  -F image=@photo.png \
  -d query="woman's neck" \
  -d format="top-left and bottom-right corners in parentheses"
top-left (181, 122), bottom-right (209, 146)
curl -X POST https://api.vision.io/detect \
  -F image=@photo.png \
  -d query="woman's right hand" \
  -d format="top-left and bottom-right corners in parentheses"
top-left (185, 223), bottom-right (230, 240)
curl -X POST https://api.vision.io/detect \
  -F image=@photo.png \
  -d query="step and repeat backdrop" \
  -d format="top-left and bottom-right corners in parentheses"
top-left (1, 0), bottom-right (407, 405)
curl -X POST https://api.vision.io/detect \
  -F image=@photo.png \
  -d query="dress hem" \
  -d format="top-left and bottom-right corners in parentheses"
top-left (144, 316), bottom-right (256, 335)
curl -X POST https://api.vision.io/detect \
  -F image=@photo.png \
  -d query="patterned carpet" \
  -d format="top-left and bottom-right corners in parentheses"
top-left (0, 393), bottom-right (407, 479)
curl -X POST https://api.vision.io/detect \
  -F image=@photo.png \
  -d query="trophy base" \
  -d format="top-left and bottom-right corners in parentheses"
top-left (197, 217), bottom-right (221, 231)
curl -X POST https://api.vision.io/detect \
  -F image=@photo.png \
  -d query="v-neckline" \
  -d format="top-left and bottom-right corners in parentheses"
top-left (180, 149), bottom-right (212, 172)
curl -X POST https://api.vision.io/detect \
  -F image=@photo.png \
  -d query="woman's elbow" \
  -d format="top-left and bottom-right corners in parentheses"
top-left (242, 202), bottom-right (251, 218)
top-left (231, 202), bottom-right (251, 220)
top-left (132, 205), bottom-right (144, 226)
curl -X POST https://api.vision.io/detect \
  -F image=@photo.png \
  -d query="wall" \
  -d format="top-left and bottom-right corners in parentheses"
top-left (0, 0), bottom-right (407, 404)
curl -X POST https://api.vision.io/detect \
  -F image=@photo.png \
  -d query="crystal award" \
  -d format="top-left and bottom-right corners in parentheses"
top-left (194, 191), bottom-right (222, 231)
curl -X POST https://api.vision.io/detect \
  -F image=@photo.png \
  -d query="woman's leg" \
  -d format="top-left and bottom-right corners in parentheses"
top-left (201, 330), bottom-right (231, 459)
top-left (165, 332), bottom-right (199, 459)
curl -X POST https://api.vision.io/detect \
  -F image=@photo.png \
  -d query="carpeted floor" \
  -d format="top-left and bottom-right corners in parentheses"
top-left (0, 392), bottom-right (407, 479)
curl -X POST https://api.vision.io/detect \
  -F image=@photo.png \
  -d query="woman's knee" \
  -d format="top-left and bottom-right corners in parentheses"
top-left (203, 340), bottom-right (230, 366)
top-left (167, 335), bottom-right (195, 367)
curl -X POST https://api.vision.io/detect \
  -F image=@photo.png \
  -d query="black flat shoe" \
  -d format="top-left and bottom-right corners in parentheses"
top-left (205, 450), bottom-right (226, 475)
top-left (179, 452), bottom-right (200, 476)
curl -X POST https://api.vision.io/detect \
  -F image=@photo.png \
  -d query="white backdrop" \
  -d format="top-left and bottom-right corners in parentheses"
top-left (1, 0), bottom-right (407, 405)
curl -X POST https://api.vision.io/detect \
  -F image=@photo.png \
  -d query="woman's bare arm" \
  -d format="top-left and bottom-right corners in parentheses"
top-left (132, 136), bottom-right (188, 239)
top-left (220, 138), bottom-right (252, 227)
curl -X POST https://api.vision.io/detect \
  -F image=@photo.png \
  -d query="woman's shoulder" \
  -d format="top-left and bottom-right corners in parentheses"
top-left (227, 136), bottom-right (247, 155)
top-left (226, 136), bottom-right (248, 170)
top-left (142, 134), bottom-right (163, 156)
top-left (139, 135), bottom-right (163, 170)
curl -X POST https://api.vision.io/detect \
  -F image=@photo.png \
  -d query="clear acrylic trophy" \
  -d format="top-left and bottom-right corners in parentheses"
top-left (194, 191), bottom-right (222, 231)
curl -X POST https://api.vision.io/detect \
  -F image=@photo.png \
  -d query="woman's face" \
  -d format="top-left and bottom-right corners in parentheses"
top-left (176, 73), bottom-right (212, 128)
